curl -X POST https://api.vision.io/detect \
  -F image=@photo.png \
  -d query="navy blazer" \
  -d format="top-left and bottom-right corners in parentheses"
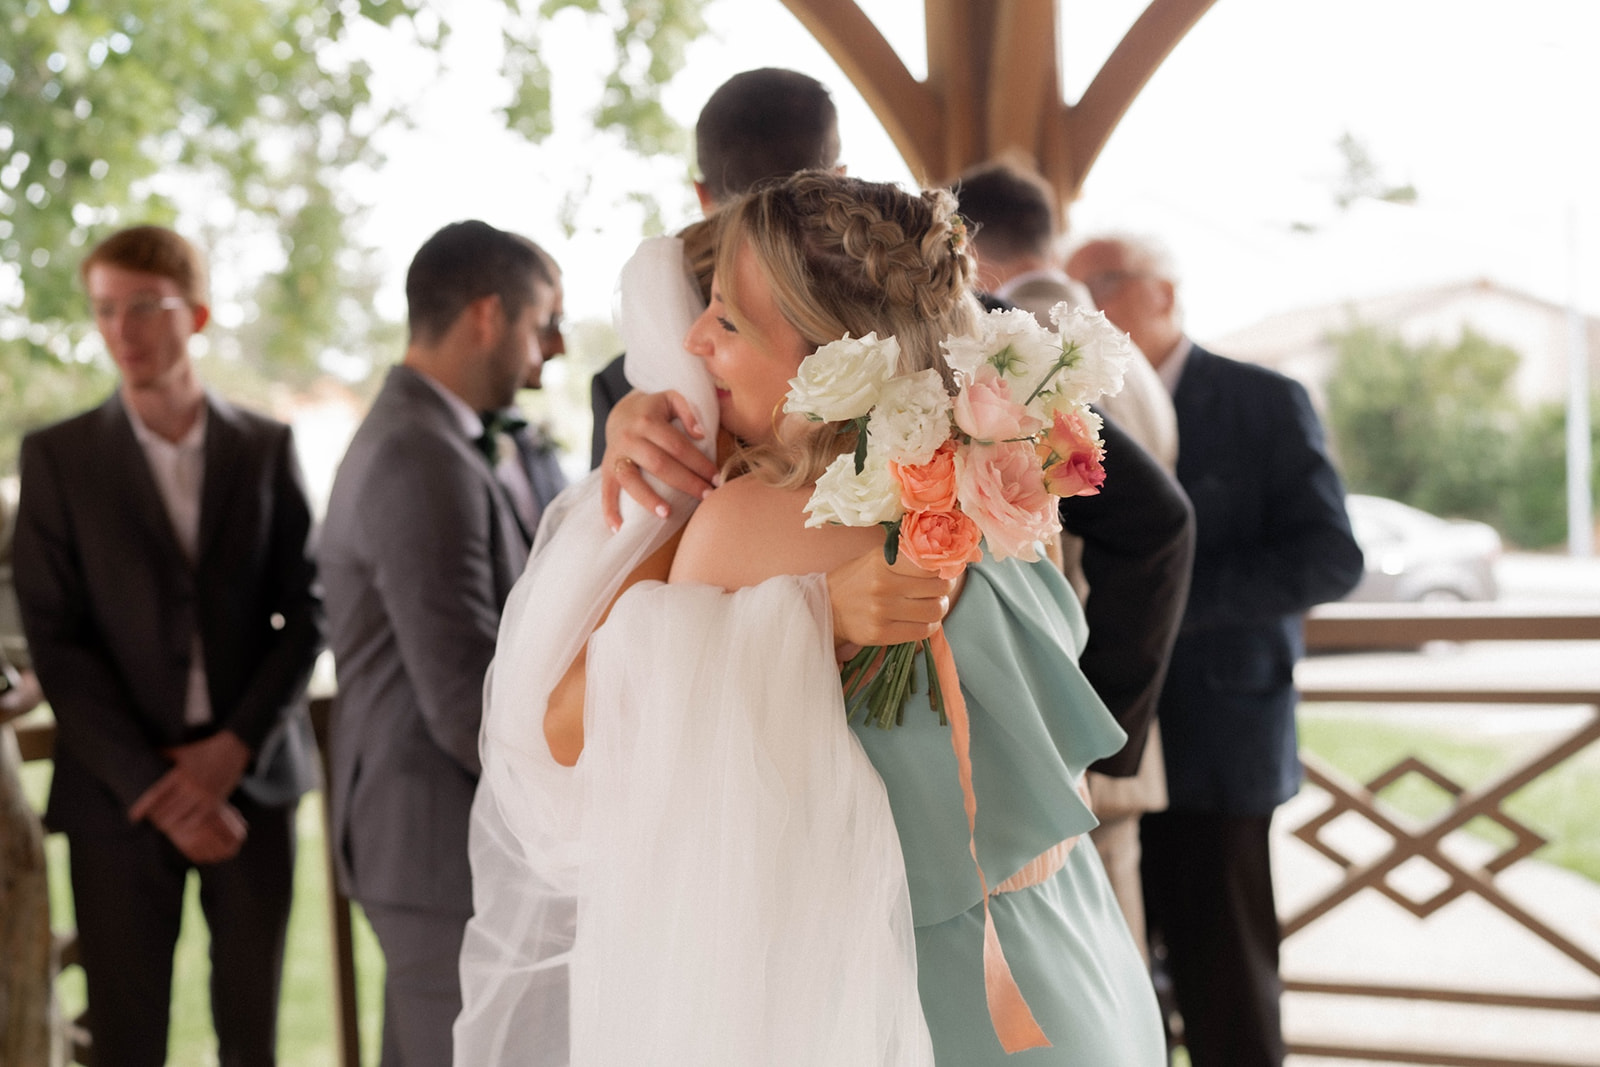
top-left (1158, 344), bottom-right (1363, 815)
top-left (14, 392), bottom-right (323, 832)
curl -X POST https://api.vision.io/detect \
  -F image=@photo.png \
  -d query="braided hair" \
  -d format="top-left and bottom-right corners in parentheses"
top-left (714, 171), bottom-right (982, 485)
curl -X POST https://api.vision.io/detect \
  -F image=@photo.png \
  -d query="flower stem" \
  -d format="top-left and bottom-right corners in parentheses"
top-left (1024, 341), bottom-right (1081, 406)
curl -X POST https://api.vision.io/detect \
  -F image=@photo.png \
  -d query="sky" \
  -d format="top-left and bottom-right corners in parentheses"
top-left (348, 0), bottom-right (1600, 351)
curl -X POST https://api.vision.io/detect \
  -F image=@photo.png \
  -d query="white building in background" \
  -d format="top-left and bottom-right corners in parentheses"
top-left (1212, 278), bottom-right (1600, 411)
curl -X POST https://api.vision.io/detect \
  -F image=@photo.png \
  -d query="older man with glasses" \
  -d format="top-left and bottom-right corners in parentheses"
top-left (1067, 234), bottom-right (1364, 1067)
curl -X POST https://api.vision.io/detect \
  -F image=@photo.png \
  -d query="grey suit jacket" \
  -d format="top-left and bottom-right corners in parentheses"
top-left (14, 392), bottom-right (323, 833)
top-left (320, 365), bottom-right (529, 913)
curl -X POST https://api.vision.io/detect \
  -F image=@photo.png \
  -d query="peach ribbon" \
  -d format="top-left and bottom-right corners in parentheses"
top-left (927, 628), bottom-right (1068, 1054)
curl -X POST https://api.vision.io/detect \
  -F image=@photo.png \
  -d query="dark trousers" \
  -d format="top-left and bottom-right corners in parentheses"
top-left (67, 796), bottom-right (297, 1067)
top-left (1141, 807), bottom-right (1285, 1067)
top-left (362, 902), bottom-right (470, 1067)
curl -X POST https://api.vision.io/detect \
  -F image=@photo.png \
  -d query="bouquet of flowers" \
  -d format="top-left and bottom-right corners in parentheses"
top-left (784, 302), bottom-right (1136, 728)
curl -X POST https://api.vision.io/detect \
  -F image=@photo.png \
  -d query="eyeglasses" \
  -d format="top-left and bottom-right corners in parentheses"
top-left (1081, 271), bottom-right (1151, 301)
top-left (90, 295), bottom-right (189, 324)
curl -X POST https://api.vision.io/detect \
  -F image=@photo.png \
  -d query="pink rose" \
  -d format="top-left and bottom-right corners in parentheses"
top-left (890, 441), bottom-right (959, 512)
top-left (954, 440), bottom-right (1058, 562)
top-left (1037, 409), bottom-right (1106, 497)
top-left (953, 366), bottom-right (1041, 443)
top-left (899, 509), bottom-right (984, 580)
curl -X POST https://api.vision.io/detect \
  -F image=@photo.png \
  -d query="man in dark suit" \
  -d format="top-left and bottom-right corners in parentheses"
top-left (14, 225), bottom-right (323, 1067)
top-left (320, 220), bottom-right (564, 1066)
top-left (587, 67), bottom-right (844, 469)
top-left (1069, 234), bottom-right (1364, 1066)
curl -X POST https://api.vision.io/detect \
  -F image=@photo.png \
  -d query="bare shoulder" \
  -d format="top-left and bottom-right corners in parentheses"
top-left (670, 474), bottom-right (880, 591)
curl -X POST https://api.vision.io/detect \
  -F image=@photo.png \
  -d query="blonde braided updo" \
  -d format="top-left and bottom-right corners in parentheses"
top-left (714, 170), bottom-right (983, 485)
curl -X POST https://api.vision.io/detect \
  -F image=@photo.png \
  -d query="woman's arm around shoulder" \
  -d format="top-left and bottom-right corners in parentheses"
top-left (671, 476), bottom-right (955, 653)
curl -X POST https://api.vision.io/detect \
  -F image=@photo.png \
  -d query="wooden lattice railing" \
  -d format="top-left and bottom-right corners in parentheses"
top-left (1288, 603), bottom-right (1600, 1067)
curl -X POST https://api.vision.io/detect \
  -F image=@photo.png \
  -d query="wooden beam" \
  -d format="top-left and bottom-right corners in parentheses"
top-left (779, 0), bottom-right (944, 181)
top-left (1066, 0), bottom-right (1219, 196)
top-left (984, 0), bottom-right (1057, 163)
top-left (923, 0), bottom-right (980, 179)
top-left (1303, 603), bottom-right (1600, 650)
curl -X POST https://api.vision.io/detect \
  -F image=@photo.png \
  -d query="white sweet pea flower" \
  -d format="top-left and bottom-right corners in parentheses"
top-left (784, 332), bottom-right (900, 422)
top-left (1047, 304), bottom-right (1134, 405)
top-left (940, 312), bottom-right (998, 379)
top-left (866, 369), bottom-right (953, 466)
top-left (982, 308), bottom-right (1062, 394)
top-left (805, 449), bottom-right (903, 528)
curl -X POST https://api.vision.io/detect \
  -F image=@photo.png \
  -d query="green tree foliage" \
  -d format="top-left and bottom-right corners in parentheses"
top-left (0, 0), bottom-right (708, 469)
top-left (1326, 322), bottom-right (1599, 548)
top-left (1332, 131), bottom-right (1417, 209)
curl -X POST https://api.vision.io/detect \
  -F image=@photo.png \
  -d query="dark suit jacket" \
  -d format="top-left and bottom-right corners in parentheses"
top-left (1159, 344), bottom-right (1364, 815)
top-left (588, 353), bottom-right (631, 469)
top-left (14, 392), bottom-right (323, 833)
top-left (1060, 409), bottom-right (1194, 777)
top-left (319, 365), bottom-right (529, 914)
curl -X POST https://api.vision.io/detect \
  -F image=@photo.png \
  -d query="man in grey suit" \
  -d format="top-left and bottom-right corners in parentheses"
top-left (320, 220), bottom-right (564, 1066)
top-left (14, 225), bottom-right (323, 1066)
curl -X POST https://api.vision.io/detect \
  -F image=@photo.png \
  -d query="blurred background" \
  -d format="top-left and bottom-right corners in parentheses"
top-left (3, 0), bottom-right (1596, 565)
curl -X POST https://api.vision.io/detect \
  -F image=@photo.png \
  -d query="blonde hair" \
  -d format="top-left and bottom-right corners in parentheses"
top-left (714, 171), bottom-right (981, 486)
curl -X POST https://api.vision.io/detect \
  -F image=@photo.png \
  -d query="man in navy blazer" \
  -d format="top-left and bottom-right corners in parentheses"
top-left (1070, 235), bottom-right (1364, 1066)
top-left (14, 226), bottom-right (323, 1066)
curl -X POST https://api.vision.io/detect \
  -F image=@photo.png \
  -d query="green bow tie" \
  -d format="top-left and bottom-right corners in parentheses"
top-left (475, 409), bottom-right (529, 465)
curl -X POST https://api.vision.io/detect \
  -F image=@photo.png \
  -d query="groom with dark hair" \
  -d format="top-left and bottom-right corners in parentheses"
top-left (321, 220), bottom-right (566, 1066)
top-left (588, 67), bottom-right (845, 466)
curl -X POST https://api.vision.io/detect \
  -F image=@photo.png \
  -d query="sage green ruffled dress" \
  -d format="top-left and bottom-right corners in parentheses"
top-left (851, 556), bottom-right (1167, 1066)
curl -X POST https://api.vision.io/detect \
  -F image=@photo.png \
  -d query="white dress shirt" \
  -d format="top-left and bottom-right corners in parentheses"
top-left (126, 401), bottom-right (212, 726)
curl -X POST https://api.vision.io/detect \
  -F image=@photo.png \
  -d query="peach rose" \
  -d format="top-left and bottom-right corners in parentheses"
top-left (1037, 409), bottom-right (1106, 498)
top-left (953, 365), bottom-right (1041, 443)
top-left (898, 509), bottom-right (984, 580)
top-left (954, 440), bottom-right (1058, 562)
top-left (890, 441), bottom-right (959, 512)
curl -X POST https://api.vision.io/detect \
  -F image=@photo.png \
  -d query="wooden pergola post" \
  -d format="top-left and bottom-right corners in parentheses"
top-left (779, 0), bottom-right (1219, 208)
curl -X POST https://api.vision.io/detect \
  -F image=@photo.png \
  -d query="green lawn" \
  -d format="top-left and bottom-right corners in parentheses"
top-left (17, 706), bottom-right (1599, 1064)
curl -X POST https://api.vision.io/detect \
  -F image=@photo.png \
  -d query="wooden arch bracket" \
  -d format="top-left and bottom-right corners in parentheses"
top-left (779, 0), bottom-right (1219, 204)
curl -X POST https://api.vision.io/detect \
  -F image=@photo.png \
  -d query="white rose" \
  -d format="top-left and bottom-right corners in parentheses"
top-left (784, 332), bottom-right (900, 422)
top-left (1047, 304), bottom-right (1134, 405)
top-left (866, 369), bottom-right (953, 466)
top-left (805, 450), bottom-right (903, 528)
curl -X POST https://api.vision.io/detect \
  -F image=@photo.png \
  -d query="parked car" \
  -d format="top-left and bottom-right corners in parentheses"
top-left (1342, 494), bottom-right (1502, 602)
